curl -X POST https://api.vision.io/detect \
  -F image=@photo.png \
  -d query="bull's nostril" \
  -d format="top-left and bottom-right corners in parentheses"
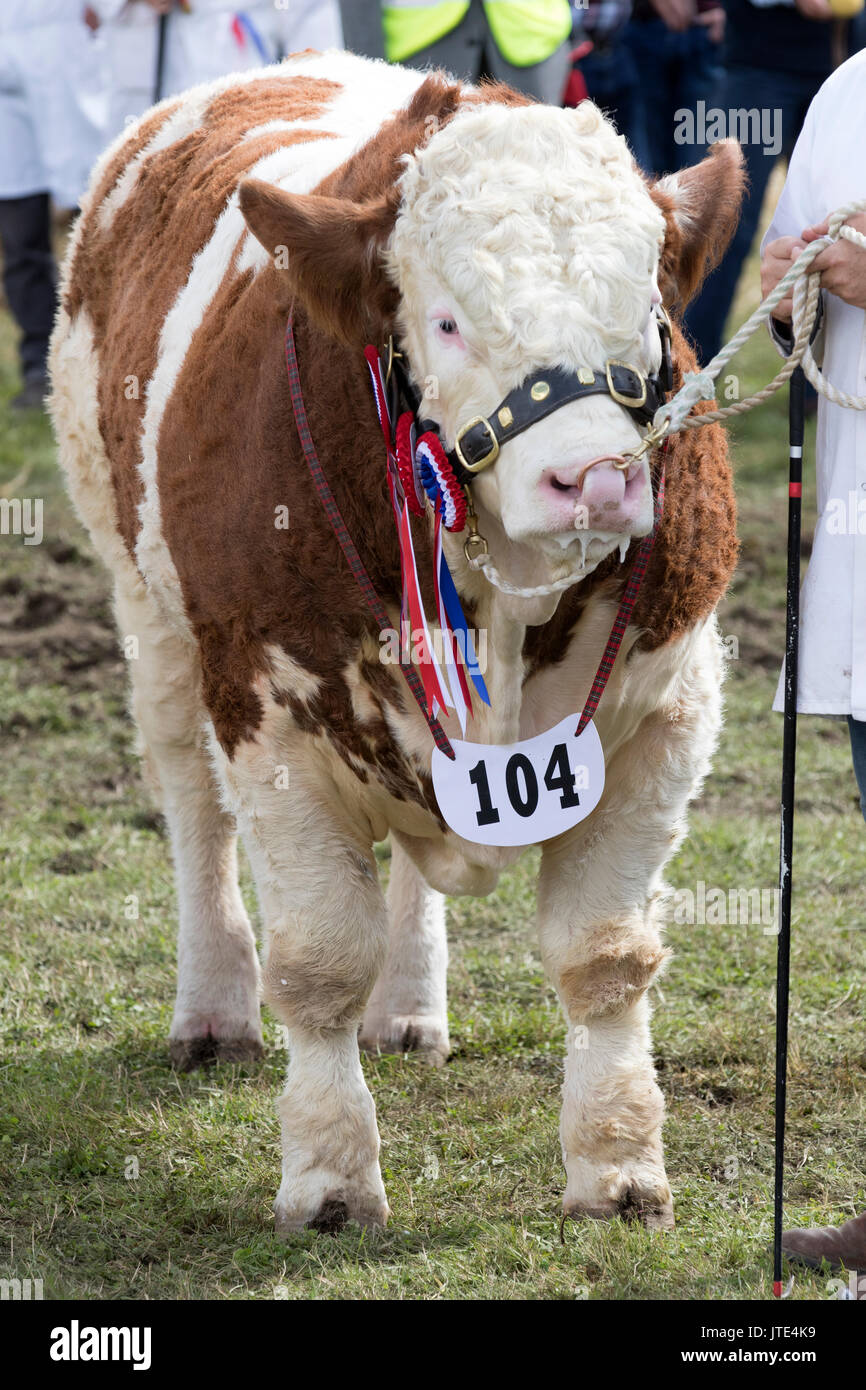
top-left (550, 476), bottom-right (575, 493)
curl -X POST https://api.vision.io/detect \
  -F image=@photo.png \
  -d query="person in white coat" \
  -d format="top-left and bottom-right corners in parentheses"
top-left (251, 0), bottom-right (343, 59)
top-left (0, 2), bottom-right (107, 407)
top-left (760, 48), bottom-right (866, 1274)
top-left (91, 1), bottom-right (272, 141)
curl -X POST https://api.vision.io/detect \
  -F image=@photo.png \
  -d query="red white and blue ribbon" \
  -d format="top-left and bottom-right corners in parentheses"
top-left (413, 431), bottom-right (486, 709)
top-left (364, 346), bottom-right (392, 453)
top-left (364, 344), bottom-right (489, 723)
top-left (433, 512), bottom-right (471, 733)
top-left (287, 315), bottom-right (455, 758)
top-left (416, 431), bottom-right (466, 532)
top-left (395, 412), bottom-right (426, 517)
top-left (435, 517), bottom-right (490, 707)
top-left (399, 501), bottom-right (451, 717)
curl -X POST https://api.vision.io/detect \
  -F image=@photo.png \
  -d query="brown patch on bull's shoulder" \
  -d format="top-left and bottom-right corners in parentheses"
top-left (74, 115), bottom-right (333, 562)
top-left (65, 100), bottom-right (182, 319)
top-left (273, 661), bottom-right (428, 810)
top-left (204, 75), bottom-right (340, 130)
top-left (319, 74), bottom-right (462, 204)
top-left (156, 274), bottom-right (434, 793)
top-left (461, 78), bottom-right (534, 110)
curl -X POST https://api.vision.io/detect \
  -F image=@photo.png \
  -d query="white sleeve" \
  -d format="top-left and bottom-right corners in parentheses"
top-left (761, 94), bottom-right (821, 251)
top-left (760, 95), bottom-right (822, 356)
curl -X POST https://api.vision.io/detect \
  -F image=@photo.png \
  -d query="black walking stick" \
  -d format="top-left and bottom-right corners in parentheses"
top-left (154, 11), bottom-right (169, 105)
top-left (773, 365), bottom-right (805, 1297)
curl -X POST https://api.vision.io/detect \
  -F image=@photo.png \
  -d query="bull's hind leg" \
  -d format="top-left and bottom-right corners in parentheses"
top-left (49, 306), bottom-right (262, 1068)
top-left (113, 583), bottom-right (263, 1067)
top-left (537, 621), bottom-right (724, 1230)
top-left (359, 838), bottom-right (450, 1065)
top-left (214, 721), bottom-right (390, 1232)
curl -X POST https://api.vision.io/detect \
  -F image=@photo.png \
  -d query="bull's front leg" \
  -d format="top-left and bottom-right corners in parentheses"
top-left (537, 625), bottom-right (723, 1230)
top-left (214, 730), bottom-right (389, 1234)
top-left (539, 859), bottom-right (674, 1229)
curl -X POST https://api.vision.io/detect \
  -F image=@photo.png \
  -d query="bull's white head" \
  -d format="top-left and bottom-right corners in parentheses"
top-left (390, 100), bottom-right (670, 580)
top-left (240, 81), bottom-right (743, 599)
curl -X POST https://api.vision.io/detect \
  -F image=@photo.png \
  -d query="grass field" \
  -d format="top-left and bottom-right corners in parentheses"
top-left (1, 229), bottom-right (864, 1302)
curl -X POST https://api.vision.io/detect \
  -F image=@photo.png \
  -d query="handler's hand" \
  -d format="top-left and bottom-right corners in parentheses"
top-left (761, 236), bottom-right (806, 324)
top-left (802, 213), bottom-right (866, 310)
top-left (650, 0), bottom-right (696, 31)
top-left (695, 6), bottom-right (725, 42)
top-left (794, 0), bottom-right (833, 18)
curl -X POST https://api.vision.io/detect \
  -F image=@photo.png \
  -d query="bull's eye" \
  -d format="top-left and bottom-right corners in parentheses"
top-left (438, 318), bottom-right (458, 335)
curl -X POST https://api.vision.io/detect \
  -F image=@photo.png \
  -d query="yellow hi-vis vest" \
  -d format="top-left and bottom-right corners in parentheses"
top-left (382, 0), bottom-right (572, 68)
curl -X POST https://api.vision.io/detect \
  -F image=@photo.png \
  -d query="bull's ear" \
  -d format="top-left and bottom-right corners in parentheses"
top-left (651, 140), bottom-right (745, 311)
top-left (239, 181), bottom-right (397, 344)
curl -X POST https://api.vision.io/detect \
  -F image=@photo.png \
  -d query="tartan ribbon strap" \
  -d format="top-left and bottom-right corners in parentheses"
top-left (284, 313), bottom-right (457, 760)
top-left (576, 446), bottom-right (667, 736)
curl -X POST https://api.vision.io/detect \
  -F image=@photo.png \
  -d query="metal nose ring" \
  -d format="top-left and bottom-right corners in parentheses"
top-left (575, 453), bottom-right (628, 490)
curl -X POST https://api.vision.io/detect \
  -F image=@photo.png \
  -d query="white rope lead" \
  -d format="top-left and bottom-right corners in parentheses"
top-left (659, 199), bottom-right (866, 434)
top-left (469, 551), bottom-right (601, 597)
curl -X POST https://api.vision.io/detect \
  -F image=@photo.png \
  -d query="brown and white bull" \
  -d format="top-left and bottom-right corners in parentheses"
top-left (50, 50), bottom-right (742, 1234)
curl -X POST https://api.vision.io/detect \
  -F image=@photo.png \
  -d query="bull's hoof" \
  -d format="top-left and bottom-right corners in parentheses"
top-left (170, 1034), bottom-right (264, 1071)
top-left (275, 1189), bottom-right (390, 1238)
top-left (564, 1191), bottom-right (675, 1232)
top-left (359, 1014), bottom-right (450, 1067)
top-left (306, 1199), bottom-right (349, 1235)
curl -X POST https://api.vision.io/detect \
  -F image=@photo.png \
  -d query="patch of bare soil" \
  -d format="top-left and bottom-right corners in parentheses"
top-left (0, 543), bottom-right (123, 694)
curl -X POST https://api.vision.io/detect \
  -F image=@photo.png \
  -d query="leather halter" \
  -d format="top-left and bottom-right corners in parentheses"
top-left (386, 305), bottom-right (674, 487)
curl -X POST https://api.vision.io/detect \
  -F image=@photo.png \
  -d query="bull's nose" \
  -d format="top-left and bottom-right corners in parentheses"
top-left (540, 456), bottom-right (646, 529)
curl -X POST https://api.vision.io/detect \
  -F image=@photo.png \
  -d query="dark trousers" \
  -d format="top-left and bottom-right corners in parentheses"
top-left (0, 192), bottom-right (56, 383)
top-left (576, 37), bottom-right (642, 155)
top-left (848, 718), bottom-right (866, 823)
top-left (683, 65), bottom-right (825, 365)
top-left (621, 19), bottom-right (724, 178)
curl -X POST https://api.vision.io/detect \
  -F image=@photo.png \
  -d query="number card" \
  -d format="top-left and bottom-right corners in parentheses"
top-left (431, 714), bottom-right (605, 847)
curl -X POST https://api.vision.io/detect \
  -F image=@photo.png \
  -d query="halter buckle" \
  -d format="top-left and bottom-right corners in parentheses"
top-left (455, 416), bottom-right (500, 473)
top-left (605, 360), bottom-right (647, 412)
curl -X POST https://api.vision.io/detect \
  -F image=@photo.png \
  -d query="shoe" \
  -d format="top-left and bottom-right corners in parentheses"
top-left (10, 375), bottom-right (48, 411)
top-left (782, 1211), bottom-right (866, 1272)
